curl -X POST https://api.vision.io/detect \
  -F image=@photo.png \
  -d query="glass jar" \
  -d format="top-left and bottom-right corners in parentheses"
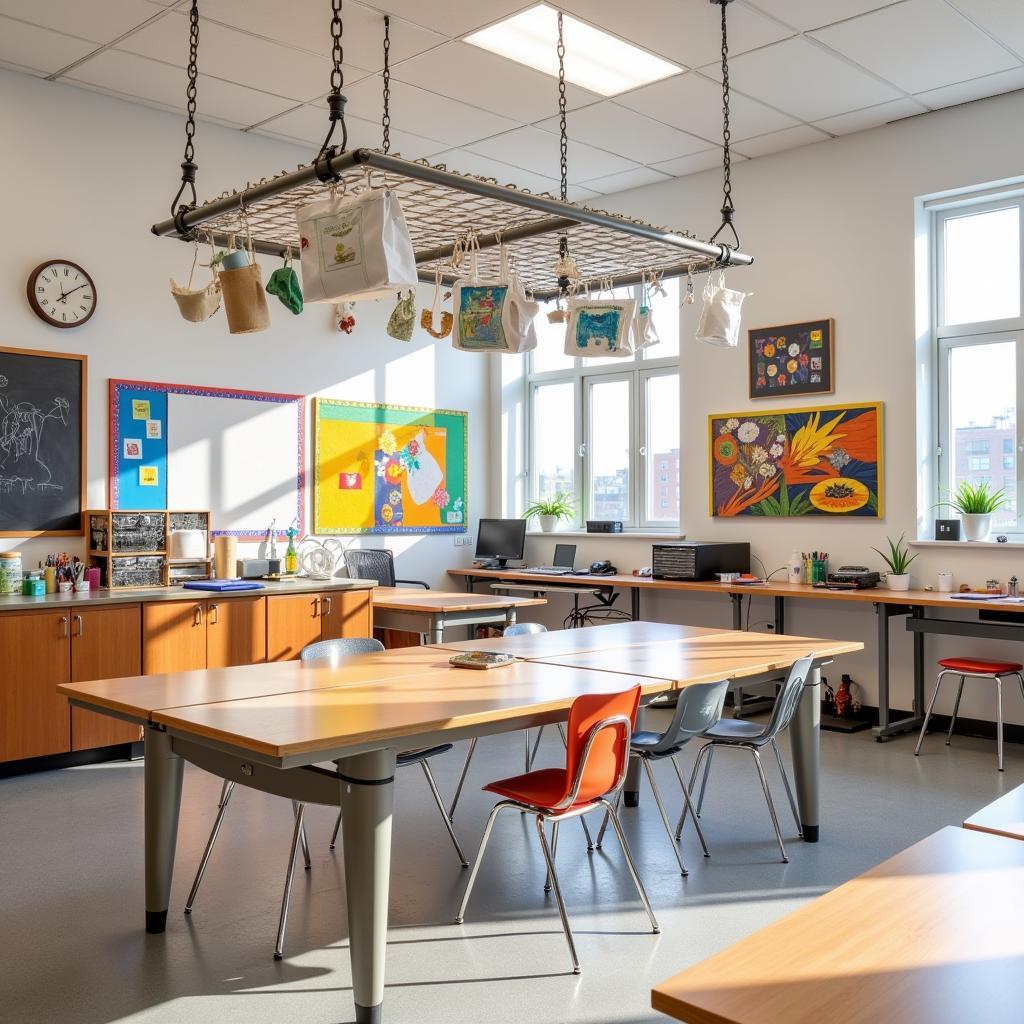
top-left (0, 551), bottom-right (23, 595)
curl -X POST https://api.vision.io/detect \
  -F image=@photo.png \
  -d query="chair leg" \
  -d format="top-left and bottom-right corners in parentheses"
top-left (524, 729), bottom-right (531, 772)
top-left (946, 676), bottom-right (966, 746)
top-left (448, 737), bottom-right (477, 820)
top-left (642, 757), bottom-right (688, 876)
top-left (421, 760), bottom-right (469, 867)
top-left (677, 744), bottom-right (713, 840)
top-left (544, 820), bottom-right (560, 892)
top-left (535, 814), bottom-right (580, 974)
top-left (996, 676), bottom-right (1004, 772)
top-left (770, 739), bottom-right (803, 838)
top-left (670, 754), bottom-right (709, 856)
top-left (455, 802), bottom-right (507, 924)
top-left (185, 781), bottom-right (236, 913)
top-left (529, 726), bottom-right (545, 770)
top-left (696, 743), bottom-right (716, 814)
top-left (750, 748), bottom-right (788, 863)
top-left (329, 809), bottom-right (342, 851)
top-left (594, 789), bottom-right (620, 849)
top-left (557, 723), bottom-right (568, 748)
top-left (274, 802), bottom-right (306, 960)
top-left (292, 800), bottom-right (311, 870)
top-left (599, 798), bottom-right (660, 935)
top-left (915, 671), bottom-right (947, 756)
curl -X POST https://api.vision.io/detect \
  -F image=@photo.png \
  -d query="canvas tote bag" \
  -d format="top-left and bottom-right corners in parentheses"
top-left (452, 245), bottom-right (539, 354)
top-left (170, 236), bottom-right (221, 323)
top-left (696, 270), bottom-right (750, 348)
top-left (564, 284), bottom-right (637, 358)
top-left (296, 187), bottom-right (417, 303)
top-left (218, 235), bottom-right (270, 335)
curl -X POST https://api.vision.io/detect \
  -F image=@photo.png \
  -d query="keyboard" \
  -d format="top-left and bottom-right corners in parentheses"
top-left (527, 566), bottom-right (574, 575)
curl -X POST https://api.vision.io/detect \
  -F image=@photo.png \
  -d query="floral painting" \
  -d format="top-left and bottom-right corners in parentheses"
top-left (748, 319), bottom-right (834, 398)
top-left (709, 402), bottom-right (882, 517)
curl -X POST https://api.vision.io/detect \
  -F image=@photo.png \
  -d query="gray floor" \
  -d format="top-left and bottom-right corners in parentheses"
top-left (2, 714), bottom-right (1020, 1024)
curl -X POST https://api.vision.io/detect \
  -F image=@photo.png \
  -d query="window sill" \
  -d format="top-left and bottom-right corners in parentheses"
top-left (527, 530), bottom-right (685, 540)
top-left (911, 539), bottom-right (1024, 550)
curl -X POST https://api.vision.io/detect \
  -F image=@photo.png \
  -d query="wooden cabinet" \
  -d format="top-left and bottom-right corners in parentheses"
top-left (71, 606), bottom-right (143, 750)
top-left (0, 611), bottom-right (71, 762)
top-left (321, 589), bottom-right (372, 642)
top-left (143, 601), bottom-right (207, 675)
top-left (267, 590), bottom-right (372, 661)
top-left (207, 596), bottom-right (266, 669)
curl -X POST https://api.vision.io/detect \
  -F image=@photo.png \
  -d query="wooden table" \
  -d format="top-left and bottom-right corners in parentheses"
top-left (60, 622), bottom-right (862, 1024)
top-left (964, 784), bottom-right (1024, 842)
top-left (652, 826), bottom-right (1024, 1024)
top-left (371, 586), bottom-right (545, 644)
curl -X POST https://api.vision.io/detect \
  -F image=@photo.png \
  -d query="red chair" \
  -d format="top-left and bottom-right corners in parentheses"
top-left (915, 656), bottom-right (1024, 771)
top-left (455, 686), bottom-right (659, 974)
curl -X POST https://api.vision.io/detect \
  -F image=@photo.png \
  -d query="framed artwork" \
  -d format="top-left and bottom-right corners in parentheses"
top-left (313, 399), bottom-right (467, 534)
top-left (748, 318), bottom-right (834, 399)
top-left (0, 346), bottom-right (86, 536)
top-left (709, 402), bottom-right (883, 518)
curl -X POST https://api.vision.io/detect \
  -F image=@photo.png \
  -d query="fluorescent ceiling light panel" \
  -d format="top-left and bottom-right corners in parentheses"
top-left (464, 4), bottom-right (682, 97)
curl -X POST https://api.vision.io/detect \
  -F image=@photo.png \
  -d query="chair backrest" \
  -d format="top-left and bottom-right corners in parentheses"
top-left (557, 686), bottom-right (641, 808)
top-left (503, 622), bottom-right (548, 637)
top-left (762, 655), bottom-right (816, 740)
top-left (343, 548), bottom-right (397, 588)
top-left (300, 636), bottom-right (385, 664)
top-left (650, 678), bottom-right (730, 754)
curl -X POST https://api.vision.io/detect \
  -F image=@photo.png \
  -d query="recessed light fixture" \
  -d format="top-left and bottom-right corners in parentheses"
top-left (464, 3), bottom-right (682, 97)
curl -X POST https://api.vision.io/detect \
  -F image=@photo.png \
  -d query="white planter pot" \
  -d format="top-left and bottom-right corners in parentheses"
top-left (538, 514), bottom-right (558, 533)
top-left (886, 573), bottom-right (911, 592)
top-left (961, 513), bottom-right (993, 542)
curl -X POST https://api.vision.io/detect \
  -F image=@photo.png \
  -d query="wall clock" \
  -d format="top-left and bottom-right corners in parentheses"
top-left (27, 260), bottom-right (97, 328)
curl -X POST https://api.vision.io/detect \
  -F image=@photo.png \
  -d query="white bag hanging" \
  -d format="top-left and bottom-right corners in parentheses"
top-left (296, 187), bottom-right (417, 303)
top-left (632, 272), bottom-right (662, 351)
top-left (565, 280), bottom-right (636, 358)
top-left (452, 244), bottom-right (539, 354)
top-left (695, 270), bottom-right (749, 348)
top-left (170, 234), bottom-right (221, 323)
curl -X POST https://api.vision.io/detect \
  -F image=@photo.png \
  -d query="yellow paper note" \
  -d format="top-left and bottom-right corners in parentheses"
top-left (139, 466), bottom-right (159, 486)
top-left (132, 399), bottom-right (151, 420)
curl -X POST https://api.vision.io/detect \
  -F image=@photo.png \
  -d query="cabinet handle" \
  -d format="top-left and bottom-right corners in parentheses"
top-left (209, 603), bottom-right (219, 625)
top-left (59, 616), bottom-right (68, 638)
top-left (73, 614), bottom-right (83, 638)
top-left (193, 604), bottom-right (204, 626)
top-left (323, 595), bottom-right (333, 617)
top-left (312, 596), bottom-right (321, 618)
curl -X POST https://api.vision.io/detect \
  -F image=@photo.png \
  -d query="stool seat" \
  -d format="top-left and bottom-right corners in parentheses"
top-left (938, 657), bottom-right (1023, 675)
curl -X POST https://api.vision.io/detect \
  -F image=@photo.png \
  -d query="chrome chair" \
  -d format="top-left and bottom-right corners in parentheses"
top-left (595, 678), bottom-right (729, 875)
top-left (343, 547), bottom-right (429, 590)
top-left (678, 656), bottom-right (813, 863)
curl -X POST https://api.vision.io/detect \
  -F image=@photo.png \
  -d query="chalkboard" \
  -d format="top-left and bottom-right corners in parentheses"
top-left (0, 347), bottom-right (86, 536)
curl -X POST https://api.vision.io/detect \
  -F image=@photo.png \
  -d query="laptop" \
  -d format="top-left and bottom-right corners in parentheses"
top-left (528, 543), bottom-right (577, 575)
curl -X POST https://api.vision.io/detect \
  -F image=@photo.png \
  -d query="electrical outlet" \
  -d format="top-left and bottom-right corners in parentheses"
top-left (453, 535), bottom-right (472, 547)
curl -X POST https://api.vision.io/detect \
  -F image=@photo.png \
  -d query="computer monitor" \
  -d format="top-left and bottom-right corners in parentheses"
top-left (553, 543), bottom-right (576, 569)
top-left (475, 518), bottom-right (526, 567)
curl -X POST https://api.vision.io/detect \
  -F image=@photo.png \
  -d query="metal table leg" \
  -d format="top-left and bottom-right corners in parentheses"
top-left (872, 603), bottom-right (922, 741)
top-left (774, 596), bottom-right (786, 635)
top-left (623, 704), bottom-right (645, 807)
top-left (631, 587), bottom-right (640, 621)
top-left (788, 664), bottom-right (821, 843)
top-left (144, 727), bottom-right (184, 933)
top-left (430, 616), bottom-right (445, 646)
top-left (338, 747), bottom-right (397, 1024)
top-left (731, 593), bottom-right (743, 630)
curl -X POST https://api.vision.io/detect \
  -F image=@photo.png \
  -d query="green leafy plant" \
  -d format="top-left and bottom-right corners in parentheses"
top-left (522, 492), bottom-right (576, 522)
top-left (936, 480), bottom-right (1009, 516)
top-left (871, 534), bottom-right (918, 575)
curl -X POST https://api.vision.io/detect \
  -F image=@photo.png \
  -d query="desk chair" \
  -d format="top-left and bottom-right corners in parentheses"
top-left (456, 686), bottom-right (659, 974)
top-left (678, 656), bottom-right (813, 863)
top-left (595, 679), bottom-right (729, 875)
top-left (343, 547), bottom-right (429, 589)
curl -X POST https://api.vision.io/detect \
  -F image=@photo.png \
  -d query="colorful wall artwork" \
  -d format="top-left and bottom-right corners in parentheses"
top-left (313, 399), bottom-right (467, 534)
top-left (748, 319), bottom-right (834, 398)
top-left (456, 285), bottom-right (508, 350)
top-left (709, 402), bottom-right (883, 518)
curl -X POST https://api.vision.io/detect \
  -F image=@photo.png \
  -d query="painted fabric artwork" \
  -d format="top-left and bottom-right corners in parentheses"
top-left (457, 285), bottom-right (508, 350)
top-left (709, 403), bottom-right (882, 517)
top-left (565, 298), bottom-right (637, 357)
top-left (748, 319), bottom-right (833, 398)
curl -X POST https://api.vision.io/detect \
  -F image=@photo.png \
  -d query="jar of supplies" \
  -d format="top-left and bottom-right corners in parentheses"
top-left (0, 551), bottom-right (23, 594)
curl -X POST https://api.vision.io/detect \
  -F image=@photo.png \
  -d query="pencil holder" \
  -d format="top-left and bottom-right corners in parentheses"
top-left (812, 558), bottom-right (828, 584)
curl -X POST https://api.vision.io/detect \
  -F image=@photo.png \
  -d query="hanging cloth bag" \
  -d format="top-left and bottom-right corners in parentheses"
top-left (296, 187), bottom-right (417, 304)
top-left (219, 232), bottom-right (270, 334)
top-left (565, 282), bottom-right (637, 358)
top-left (266, 247), bottom-right (304, 315)
top-left (633, 273), bottom-right (661, 351)
top-left (386, 290), bottom-right (417, 341)
top-left (170, 236), bottom-right (221, 323)
top-left (420, 265), bottom-right (453, 339)
top-left (452, 244), bottom-right (539, 354)
top-left (696, 270), bottom-right (749, 348)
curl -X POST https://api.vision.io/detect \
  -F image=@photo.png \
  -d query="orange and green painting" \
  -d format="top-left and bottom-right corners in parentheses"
top-left (709, 402), bottom-right (882, 517)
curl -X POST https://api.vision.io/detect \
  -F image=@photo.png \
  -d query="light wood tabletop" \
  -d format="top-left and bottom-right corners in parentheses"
top-left (371, 586), bottom-right (547, 613)
top-left (964, 784), bottom-right (1024, 842)
top-left (652, 826), bottom-right (1024, 1024)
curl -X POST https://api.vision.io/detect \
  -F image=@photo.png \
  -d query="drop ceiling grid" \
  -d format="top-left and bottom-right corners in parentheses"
top-left (0, 0), bottom-right (1019, 186)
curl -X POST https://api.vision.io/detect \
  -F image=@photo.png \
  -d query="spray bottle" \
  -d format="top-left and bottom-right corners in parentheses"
top-left (285, 524), bottom-right (298, 575)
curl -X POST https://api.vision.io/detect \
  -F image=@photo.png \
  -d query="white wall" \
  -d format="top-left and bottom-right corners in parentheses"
top-left (516, 89), bottom-right (1024, 726)
top-left (0, 69), bottom-right (489, 587)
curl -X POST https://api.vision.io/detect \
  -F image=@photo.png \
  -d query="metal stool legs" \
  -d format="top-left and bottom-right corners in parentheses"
top-left (947, 676), bottom-right (966, 745)
top-left (915, 670), bottom-right (954, 756)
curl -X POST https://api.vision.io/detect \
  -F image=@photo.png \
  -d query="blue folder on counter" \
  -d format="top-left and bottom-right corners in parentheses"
top-left (183, 580), bottom-right (266, 592)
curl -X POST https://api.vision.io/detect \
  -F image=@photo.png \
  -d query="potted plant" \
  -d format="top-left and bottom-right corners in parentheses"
top-left (523, 492), bottom-right (575, 533)
top-left (871, 534), bottom-right (918, 591)
top-left (937, 481), bottom-right (1008, 542)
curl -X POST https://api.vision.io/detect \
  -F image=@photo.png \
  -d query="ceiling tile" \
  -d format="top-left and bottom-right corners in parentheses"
top-left (66, 50), bottom-right (296, 126)
top-left (733, 123), bottom-right (830, 157)
top-left (618, 72), bottom-right (798, 142)
top-left (0, 0), bottom-right (162, 45)
top-left (467, 125), bottom-right (641, 182)
top-left (745, 1), bottom-right (902, 31)
top-left (393, 41), bottom-right (599, 122)
top-left (342, 76), bottom-right (521, 147)
top-left (948, 0), bottom-right (1024, 60)
top-left (566, 184), bottom-right (601, 203)
top-left (652, 148), bottom-right (743, 177)
top-left (701, 36), bottom-right (902, 121)
top-left (366, 0), bottom-right (535, 36)
top-left (0, 16), bottom-right (97, 75)
top-left (914, 65), bottom-right (1024, 108)
top-left (430, 148), bottom-right (562, 194)
top-left (813, 96), bottom-right (927, 134)
top-left (578, 166), bottom-right (671, 193)
top-left (558, 0), bottom-right (794, 69)
top-left (535, 101), bottom-right (710, 163)
top-left (811, 0), bottom-right (1020, 94)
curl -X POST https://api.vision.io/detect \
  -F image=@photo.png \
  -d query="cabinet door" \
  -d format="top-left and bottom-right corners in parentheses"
top-left (71, 605), bottom-right (144, 750)
top-left (266, 593), bottom-right (323, 661)
top-left (0, 612), bottom-right (71, 762)
top-left (320, 590), bottom-right (372, 641)
top-left (207, 596), bottom-right (267, 669)
top-left (143, 601), bottom-right (207, 674)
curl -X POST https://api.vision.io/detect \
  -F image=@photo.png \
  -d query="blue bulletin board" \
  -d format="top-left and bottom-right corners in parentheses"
top-left (109, 382), bottom-right (168, 509)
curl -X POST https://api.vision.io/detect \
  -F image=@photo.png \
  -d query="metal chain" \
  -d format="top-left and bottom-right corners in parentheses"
top-left (382, 15), bottom-right (391, 154)
top-left (317, 0), bottom-right (348, 172)
top-left (557, 12), bottom-right (568, 203)
top-left (330, 0), bottom-right (344, 95)
top-left (170, 0), bottom-right (200, 227)
top-left (709, 0), bottom-right (740, 251)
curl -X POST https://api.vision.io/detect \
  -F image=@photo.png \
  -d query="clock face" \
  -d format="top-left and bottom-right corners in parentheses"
top-left (28, 260), bottom-right (96, 328)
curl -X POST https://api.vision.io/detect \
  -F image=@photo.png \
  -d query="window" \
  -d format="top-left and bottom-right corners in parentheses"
top-left (933, 193), bottom-right (1024, 532)
top-left (525, 279), bottom-right (681, 529)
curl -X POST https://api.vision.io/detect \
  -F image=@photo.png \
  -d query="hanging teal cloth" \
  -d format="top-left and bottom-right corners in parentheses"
top-left (266, 265), bottom-right (303, 315)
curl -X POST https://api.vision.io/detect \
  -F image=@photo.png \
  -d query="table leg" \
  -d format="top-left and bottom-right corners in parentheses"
top-left (788, 664), bottom-right (821, 843)
top-left (631, 588), bottom-right (640, 621)
top-left (144, 727), bottom-right (184, 933)
top-left (338, 747), bottom-right (397, 1024)
top-left (874, 603), bottom-right (891, 739)
top-left (912, 605), bottom-right (925, 718)
top-left (731, 593), bottom-right (742, 630)
top-left (506, 607), bottom-right (517, 629)
top-left (430, 616), bottom-right (445, 646)
top-left (774, 596), bottom-right (786, 635)
top-left (624, 704), bottom-right (645, 807)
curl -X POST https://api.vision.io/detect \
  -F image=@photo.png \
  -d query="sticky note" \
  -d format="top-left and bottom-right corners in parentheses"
top-left (123, 438), bottom-right (143, 460)
top-left (139, 466), bottom-right (159, 486)
top-left (132, 399), bottom-right (151, 420)
top-left (146, 419), bottom-right (162, 439)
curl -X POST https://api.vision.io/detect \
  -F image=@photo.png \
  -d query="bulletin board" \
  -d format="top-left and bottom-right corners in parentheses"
top-left (109, 379), bottom-right (304, 537)
top-left (313, 399), bottom-right (467, 535)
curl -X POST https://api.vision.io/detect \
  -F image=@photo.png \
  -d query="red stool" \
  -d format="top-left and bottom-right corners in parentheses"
top-left (915, 657), bottom-right (1024, 771)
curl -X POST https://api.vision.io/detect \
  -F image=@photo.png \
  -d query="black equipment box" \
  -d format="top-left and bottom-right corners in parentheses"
top-left (652, 542), bottom-right (750, 581)
top-left (586, 520), bottom-right (623, 533)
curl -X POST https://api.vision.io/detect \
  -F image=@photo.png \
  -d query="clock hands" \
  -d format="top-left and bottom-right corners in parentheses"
top-left (57, 283), bottom-right (88, 303)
